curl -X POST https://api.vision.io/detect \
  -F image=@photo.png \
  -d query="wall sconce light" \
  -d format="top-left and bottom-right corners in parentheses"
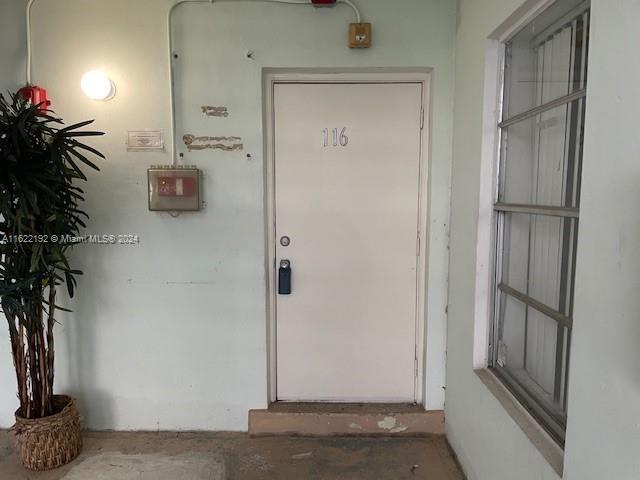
top-left (80, 70), bottom-right (115, 101)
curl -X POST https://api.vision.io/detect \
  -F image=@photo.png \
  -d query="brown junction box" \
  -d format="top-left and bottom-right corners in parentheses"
top-left (349, 23), bottom-right (372, 48)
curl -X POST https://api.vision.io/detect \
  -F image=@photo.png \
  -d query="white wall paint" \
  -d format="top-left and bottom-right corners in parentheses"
top-left (447, 0), bottom-right (562, 479)
top-left (563, 1), bottom-right (640, 478)
top-left (449, 0), bottom-right (640, 479)
top-left (0, 0), bottom-right (27, 428)
top-left (0, 0), bottom-right (25, 94)
top-left (0, 0), bottom-right (455, 430)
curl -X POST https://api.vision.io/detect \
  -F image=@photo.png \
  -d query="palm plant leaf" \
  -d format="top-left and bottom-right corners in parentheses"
top-left (0, 92), bottom-right (104, 419)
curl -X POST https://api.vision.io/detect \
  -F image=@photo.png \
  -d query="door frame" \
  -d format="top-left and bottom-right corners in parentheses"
top-left (262, 68), bottom-right (432, 404)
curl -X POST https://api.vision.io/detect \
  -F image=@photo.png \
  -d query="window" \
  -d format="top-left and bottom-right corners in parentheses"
top-left (491, 0), bottom-right (590, 445)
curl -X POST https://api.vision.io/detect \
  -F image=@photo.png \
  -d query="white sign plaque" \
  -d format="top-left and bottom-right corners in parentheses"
top-left (127, 130), bottom-right (164, 151)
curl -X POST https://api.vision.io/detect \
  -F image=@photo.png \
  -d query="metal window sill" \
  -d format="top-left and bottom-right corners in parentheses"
top-left (474, 368), bottom-right (564, 477)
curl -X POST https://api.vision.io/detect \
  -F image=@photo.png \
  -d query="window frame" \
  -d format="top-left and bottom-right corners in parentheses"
top-left (488, 3), bottom-right (590, 446)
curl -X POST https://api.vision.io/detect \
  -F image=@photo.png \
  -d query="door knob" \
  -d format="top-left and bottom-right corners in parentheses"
top-left (279, 259), bottom-right (292, 294)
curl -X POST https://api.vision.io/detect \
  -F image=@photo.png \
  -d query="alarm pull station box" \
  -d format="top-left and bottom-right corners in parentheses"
top-left (349, 23), bottom-right (372, 48)
top-left (148, 166), bottom-right (200, 211)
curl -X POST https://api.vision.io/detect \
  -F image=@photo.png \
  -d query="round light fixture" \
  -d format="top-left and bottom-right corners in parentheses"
top-left (80, 70), bottom-right (115, 100)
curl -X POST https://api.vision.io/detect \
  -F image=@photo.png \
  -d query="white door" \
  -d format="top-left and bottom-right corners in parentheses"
top-left (274, 82), bottom-right (424, 402)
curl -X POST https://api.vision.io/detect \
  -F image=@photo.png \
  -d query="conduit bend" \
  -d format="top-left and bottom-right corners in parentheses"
top-left (25, 0), bottom-right (361, 163)
top-left (167, 0), bottom-right (362, 165)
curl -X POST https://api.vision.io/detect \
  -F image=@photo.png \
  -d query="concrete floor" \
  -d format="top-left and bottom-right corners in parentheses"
top-left (0, 430), bottom-right (465, 479)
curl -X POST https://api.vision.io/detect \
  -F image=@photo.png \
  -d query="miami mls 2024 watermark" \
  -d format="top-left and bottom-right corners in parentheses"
top-left (1, 234), bottom-right (140, 245)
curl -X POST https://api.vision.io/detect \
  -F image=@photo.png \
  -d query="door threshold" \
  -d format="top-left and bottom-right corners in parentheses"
top-left (249, 402), bottom-right (444, 437)
top-left (267, 402), bottom-right (425, 414)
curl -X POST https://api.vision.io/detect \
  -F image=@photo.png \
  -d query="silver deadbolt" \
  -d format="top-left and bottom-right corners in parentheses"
top-left (280, 235), bottom-right (290, 247)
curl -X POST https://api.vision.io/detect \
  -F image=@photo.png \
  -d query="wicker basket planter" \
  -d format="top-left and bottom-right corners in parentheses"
top-left (13, 395), bottom-right (82, 471)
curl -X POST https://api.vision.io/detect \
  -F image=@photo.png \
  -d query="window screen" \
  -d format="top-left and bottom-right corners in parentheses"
top-left (491, 0), bottom-right (590, 445)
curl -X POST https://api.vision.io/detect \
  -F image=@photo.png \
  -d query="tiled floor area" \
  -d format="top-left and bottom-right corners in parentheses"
top-left (0, 430), bottom-right (465, 479)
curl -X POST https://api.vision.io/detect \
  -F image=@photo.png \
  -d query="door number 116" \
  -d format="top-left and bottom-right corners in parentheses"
top-left (322, 127), bottom-right (349, 147)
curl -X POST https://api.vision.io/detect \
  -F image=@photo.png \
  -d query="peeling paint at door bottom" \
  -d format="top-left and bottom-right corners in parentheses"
top-left (377, 416), bottom-right (408, 433)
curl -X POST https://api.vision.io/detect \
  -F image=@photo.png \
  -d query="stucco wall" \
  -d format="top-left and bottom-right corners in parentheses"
top-left (0, 0), bottom-right (455, 431)
top-left (0, 0), bottom-right (25, 95)
top-left (447, 0), bottom-right (640, 479)
top-left (446, 1), bottom-right (561, 478)
top-left (562, 1), bottom-right (640, 478)
top-left (0, 0), bottom-right (27, 427)
top-left (2, 0), bottom-right (639, 477)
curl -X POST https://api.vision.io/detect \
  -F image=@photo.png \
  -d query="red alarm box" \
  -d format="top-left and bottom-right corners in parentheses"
top-left (148, 167), bottom-right (200, 211)
top-left (158, 176), bottom-right (196, 197)
top-left (311, 0), bottom-right (336, 5)
top-left (18, 86), bottom-right (51, 112)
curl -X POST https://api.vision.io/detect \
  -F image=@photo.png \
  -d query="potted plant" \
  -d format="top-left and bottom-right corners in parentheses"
top-left (0, 93), bottom-right (104, 470)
